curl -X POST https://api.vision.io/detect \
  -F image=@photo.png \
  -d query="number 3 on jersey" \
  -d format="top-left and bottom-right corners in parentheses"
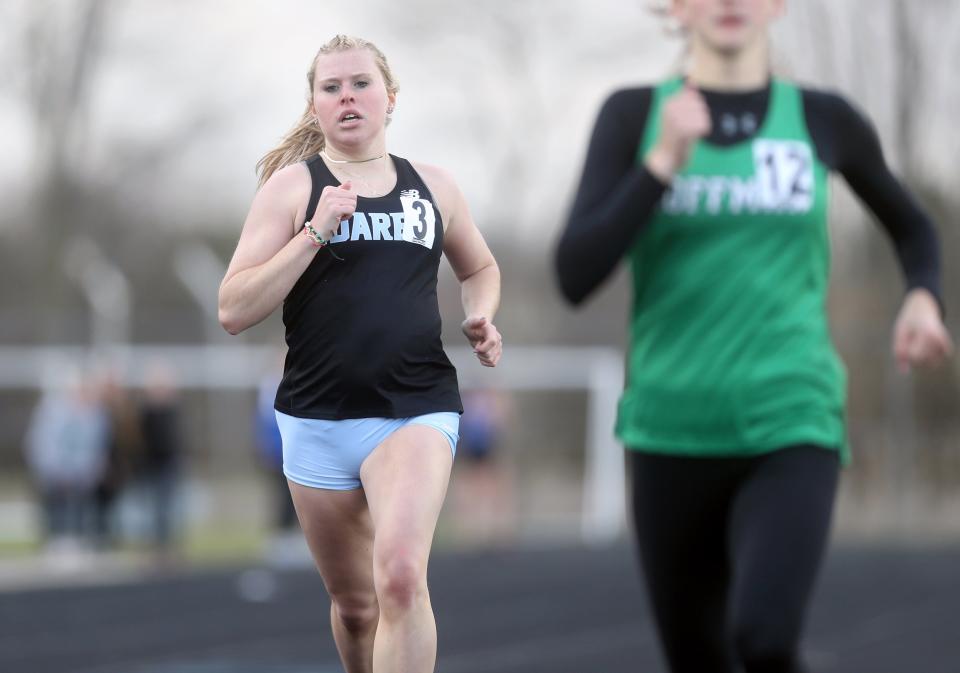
top-left (753, 140), bottom-right (814, 213)
top-left (400, 195), bottom-right (436, 248)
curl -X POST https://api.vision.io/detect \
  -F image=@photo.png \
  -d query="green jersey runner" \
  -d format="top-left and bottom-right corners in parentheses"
top-left (616, 77), bottom-right (848, 460)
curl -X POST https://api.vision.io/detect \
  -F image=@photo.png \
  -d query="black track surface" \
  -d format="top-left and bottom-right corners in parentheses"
top-left (1, 542), bottom-right (958, 673)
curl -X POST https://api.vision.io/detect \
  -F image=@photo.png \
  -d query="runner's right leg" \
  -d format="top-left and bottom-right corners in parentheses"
top-left (630, 451), bottom-right (738, 673)
top-left (290, 482), bottom-right (378, 673)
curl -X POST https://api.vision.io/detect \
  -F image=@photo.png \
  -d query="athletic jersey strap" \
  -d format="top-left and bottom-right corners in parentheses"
top-left (304, 155), bottom-right (327, 223)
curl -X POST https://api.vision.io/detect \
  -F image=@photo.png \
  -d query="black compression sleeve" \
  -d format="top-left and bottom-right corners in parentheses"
top-left (803, 90), bottom-right (943, 309)
top-left (555, 89), bottom-right (668, 305)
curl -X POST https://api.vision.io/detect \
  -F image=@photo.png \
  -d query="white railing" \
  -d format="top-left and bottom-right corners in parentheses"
top-left (0, 344), bottom-right (627, 545)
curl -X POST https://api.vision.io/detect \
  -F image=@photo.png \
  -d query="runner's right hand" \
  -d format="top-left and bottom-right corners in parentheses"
top-left (312, 181), bottom-right (357, 239)
top-left (645, 85), bottom-right (712, 182)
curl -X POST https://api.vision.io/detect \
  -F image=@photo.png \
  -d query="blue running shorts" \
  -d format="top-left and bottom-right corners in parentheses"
top-left (276, 411), bottom-right (460, 490)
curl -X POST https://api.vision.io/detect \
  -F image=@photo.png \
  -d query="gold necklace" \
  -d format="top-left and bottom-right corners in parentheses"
top-left (319, 149), bottom-right (386, 164)
top-left (323, 154), bottom-right (391, 196)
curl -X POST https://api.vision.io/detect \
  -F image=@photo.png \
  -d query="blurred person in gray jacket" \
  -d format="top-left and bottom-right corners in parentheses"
top-left (24, 371), bottom-right (110, 550)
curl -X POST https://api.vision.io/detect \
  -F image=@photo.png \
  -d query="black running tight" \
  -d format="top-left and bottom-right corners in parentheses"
top-left (629, 446), bottom-right (839, 673)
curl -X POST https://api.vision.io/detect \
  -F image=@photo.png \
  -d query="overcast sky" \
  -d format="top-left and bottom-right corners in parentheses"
top-left (2, 1), bottom-right (673, 238)
top-left (3, 0), bottom-right (959, 245)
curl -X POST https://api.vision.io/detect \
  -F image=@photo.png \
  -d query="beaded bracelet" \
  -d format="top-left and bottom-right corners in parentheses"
top-left (303, 221), bottom-right (329, 247)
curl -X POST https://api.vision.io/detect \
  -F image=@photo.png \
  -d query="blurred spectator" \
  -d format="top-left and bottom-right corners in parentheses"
top-left (94, 370), bottom-right (143, 548)
top-left (459, 387), bottom-right (508, 464)
top-left (256, 362), bottom-right (298, 533)
top-left (23, 371), bottom-right (109, 550)
top-left (450, 387), bottom-right (515, 545)
top-left (255, 358), bottom-right (303, 567)
top-left (138, 362), bottom-right (183, 557)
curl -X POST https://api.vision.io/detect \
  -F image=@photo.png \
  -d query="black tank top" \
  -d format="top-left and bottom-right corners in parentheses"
top-left (274, 154), bottom-right (463, 420)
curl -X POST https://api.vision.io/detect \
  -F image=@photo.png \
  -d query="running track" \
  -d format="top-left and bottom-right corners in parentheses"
top-left (1, 542), bottom-right (958, 673)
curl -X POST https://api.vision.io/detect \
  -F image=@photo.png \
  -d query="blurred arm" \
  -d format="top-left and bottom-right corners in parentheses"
top-left (555, 88), bottom-right (667, 306)
top-left (217, 164), bottom-right (316, 335)
top-left (804, 89), bottom-right (944, 313)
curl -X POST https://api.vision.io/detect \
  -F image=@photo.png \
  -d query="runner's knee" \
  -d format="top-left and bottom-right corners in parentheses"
top-left (330, 590), bottom-right (378, 634)
top-left (374, 549), bottom-right (427, 616)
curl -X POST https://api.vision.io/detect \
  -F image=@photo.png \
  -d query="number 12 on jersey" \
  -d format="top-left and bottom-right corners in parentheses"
top-left (752, 140), bottom-right (814, 214)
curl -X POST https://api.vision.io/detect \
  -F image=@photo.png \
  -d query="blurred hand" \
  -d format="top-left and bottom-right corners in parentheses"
top-left (892, 289), bottom-right (954, 373)
top-left (645, 85), bottom-right (712, 182)
top-left (312, 181), bottom-right (357, 239)
top-left (461, 315), bottom-right (502, 368)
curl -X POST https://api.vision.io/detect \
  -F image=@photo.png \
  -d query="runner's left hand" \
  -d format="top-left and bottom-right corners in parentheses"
top-left (461, 316), bottom-right (502, 368)
top-left (892, 289), bottom-right (954, 373)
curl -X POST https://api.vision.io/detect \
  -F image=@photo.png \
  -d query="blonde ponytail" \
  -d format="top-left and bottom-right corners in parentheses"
top-left (256, 35), bottom-right (400, 188)
top-left (256, 106), bottom-right (326, 188)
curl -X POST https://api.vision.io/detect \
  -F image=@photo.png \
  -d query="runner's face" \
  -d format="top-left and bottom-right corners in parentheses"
top-left (311, 48), bottom-right (395, 148)
top-left (673, 0), bottom-right (784, 55)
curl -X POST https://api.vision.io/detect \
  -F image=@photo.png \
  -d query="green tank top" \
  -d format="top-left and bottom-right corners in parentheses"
top-left (616, 77), bottom-right (849, 461)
